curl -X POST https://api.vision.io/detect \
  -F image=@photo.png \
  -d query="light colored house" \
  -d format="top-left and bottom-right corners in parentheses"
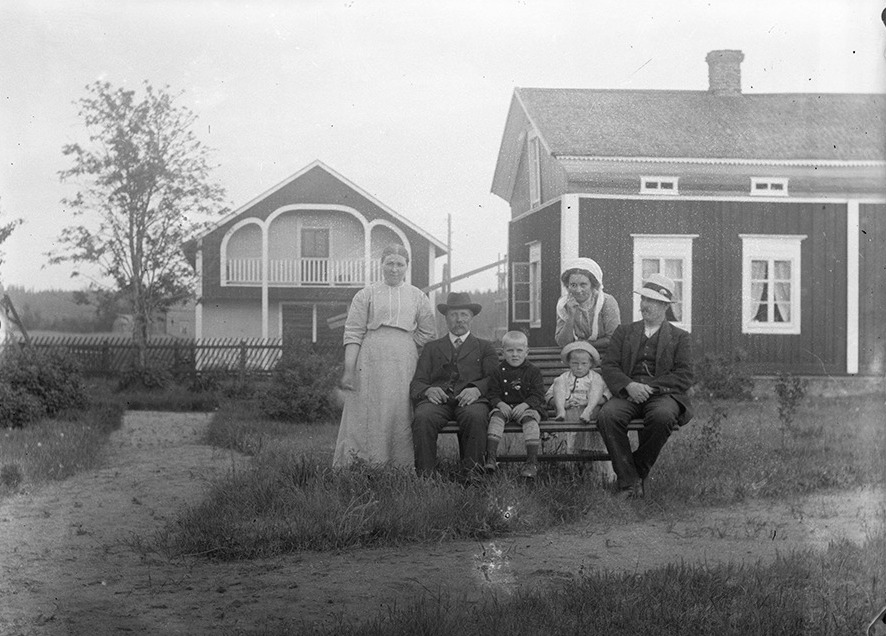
top-left (190, 160), bottom-right (447, 346)
top-left (492, 50), bottom-right (886, 375)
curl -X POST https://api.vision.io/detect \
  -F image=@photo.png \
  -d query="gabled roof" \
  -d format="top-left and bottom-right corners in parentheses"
top-left (196, 160), bottom-right (447, 254)
top-left (492, 86), bottom-right (886, 197)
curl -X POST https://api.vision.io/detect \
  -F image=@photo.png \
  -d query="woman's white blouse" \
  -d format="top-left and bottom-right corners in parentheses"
top-left (343, 282), bottom-right (436, 347)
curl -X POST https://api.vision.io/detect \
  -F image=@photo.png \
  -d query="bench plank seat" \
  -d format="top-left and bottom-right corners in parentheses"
top-left (436, 347), bottom-right (643, 463)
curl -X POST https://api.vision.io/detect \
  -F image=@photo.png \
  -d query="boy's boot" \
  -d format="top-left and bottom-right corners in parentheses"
top-left (521, 442), bottom-right (539, 478)
top-left (484, 438), bottom-right (500, 472)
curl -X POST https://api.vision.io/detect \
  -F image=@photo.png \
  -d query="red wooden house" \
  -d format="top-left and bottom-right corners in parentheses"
top-left (492, 50), bottom-right (885, 375)
top-left (191, 160), bottom-right (447, 346)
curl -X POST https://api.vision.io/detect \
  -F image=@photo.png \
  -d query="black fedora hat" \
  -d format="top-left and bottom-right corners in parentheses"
top-left (437, 291), bottom-right (482, 316)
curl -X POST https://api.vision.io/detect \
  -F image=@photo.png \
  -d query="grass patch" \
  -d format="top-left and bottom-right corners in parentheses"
top-left (653, 394), bottom-right (885, 503)
top-left (155, 393), bottom-right (884, 560)
top-left (0, 396), bottom-right (124, 497)
top-left (87, 377), bottom-right (223, 412)
top-left (157, 448), bottom-right (617, 560)
top-left (291, 532), bottom-right (886, 636)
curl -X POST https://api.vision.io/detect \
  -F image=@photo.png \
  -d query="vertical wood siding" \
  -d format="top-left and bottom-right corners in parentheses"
top-left (577, 198), bottom-right (848, 374)
top-left (509, 201), bottom-right (562, 346)
top-left (859, 204), bottom-right (886, 375)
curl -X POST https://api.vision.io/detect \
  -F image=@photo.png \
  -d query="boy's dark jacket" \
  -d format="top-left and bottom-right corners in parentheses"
top-left (487, 360), bottom-right (546, 411)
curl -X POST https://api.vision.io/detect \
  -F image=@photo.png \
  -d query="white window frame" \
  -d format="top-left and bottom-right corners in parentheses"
top-left (740, 234), bottom-right (806, 335)
top-left (640, 176), bottom-right (679, 195)
top-left (631, 234), bottom-right (697, 332)
top-left (299, 226), bottom-right (331, 258)
top-left (528, 241), bottom-right (542, 328)
top-left (511, 262), bottom-right (531, 323)
top-left (528, 132), bottom-right (541, 208)
top-left (750, 178), bottom-right (789, 197)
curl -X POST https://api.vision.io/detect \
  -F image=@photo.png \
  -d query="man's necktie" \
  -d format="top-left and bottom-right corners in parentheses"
top-left (453, 337), bottom-right (462, 351)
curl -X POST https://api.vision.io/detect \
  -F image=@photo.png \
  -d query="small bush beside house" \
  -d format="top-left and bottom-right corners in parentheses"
top-left (0, 348), bottom-right (87, 427)
top-left (260, 345), bottom-right (343, 423)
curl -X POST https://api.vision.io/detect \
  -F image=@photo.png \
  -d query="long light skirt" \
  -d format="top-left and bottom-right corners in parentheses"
top-left (333, 327), bottom-right (417, 469)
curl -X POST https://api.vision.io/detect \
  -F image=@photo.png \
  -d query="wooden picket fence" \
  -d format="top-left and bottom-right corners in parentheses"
top-left (12, 335), bottom-right (319, 377)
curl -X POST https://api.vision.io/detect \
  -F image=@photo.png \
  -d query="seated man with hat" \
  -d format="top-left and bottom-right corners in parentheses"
top-left (410, 291), bottom-right (499, 477)
top-left (597, 273), bottom-right (694, 499)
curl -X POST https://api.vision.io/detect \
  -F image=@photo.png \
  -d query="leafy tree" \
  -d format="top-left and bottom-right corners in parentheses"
top-left (0, 198), bottom-right (23, 273)
top-left (49, 81), bottom-right (227, 369)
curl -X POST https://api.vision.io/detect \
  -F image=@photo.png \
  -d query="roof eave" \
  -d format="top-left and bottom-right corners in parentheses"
top-left (196, 160), bottom-right (447, 254)
top-left (558, 155), bottom-right (886, 168)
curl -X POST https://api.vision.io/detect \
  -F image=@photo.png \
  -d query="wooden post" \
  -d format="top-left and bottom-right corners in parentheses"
top-left (102, 342), bottom-right (111, 377)
top-left (238, 339), bottom-right (247, 376)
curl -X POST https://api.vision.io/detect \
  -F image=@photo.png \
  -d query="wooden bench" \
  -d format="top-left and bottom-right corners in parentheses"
top-left (439, 347), bottom-right (642, 463)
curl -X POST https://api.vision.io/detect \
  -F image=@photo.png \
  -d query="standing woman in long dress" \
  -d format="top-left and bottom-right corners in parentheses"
top-left (332, 244), bottom-right (436, 468)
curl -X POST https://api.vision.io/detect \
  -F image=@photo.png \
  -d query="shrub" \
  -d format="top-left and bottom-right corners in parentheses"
top-left (186, 369), bottom-right (223, 393)
top-left (775, 372), bottom-right (809, 442)
top-left (696, 402), bottom-right (726, 455)
top-left (259, 346), bottom-right (342, 422)
top-left (117, 363), bottom-right (174, 391)
top-left (0, 347), bottom-right (88, 422)
top-left (0, 464), bottom-right (22, 489)
top-left (0, 382), bottom-right (46, 427)
top-left (693, 349), bottom-right (754, 401)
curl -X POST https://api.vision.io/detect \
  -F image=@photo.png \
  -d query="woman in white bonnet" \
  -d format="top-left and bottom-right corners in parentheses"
top-left (553, 257), bottom-right (620, 478)
top-left (555, 257), bottom-right (621, 351)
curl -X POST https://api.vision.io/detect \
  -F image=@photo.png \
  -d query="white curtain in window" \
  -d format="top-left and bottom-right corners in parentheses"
top-left (772, 260), bottom-right (791, 323)
top-left (750, 260), bottom-right (768, 321)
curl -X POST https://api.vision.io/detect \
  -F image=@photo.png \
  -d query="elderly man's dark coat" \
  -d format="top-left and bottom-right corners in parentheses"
top-left (600, 320), bottom-right (694, 425)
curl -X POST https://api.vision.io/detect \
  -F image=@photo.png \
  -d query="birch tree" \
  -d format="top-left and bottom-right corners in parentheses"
top-left (50, 81), bottom-right (227, 370)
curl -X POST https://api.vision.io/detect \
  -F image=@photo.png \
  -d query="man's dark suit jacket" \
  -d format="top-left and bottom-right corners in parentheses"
top-left (410, 333), bottom-right (499, 404)
top-left (600, 320), bottom-right (694, 425)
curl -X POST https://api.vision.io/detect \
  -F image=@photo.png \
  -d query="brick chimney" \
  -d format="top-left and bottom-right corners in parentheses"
top-left (705, 49), bottom-right (744, 95)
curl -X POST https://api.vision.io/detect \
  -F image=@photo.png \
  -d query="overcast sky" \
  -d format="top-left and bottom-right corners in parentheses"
top-left (1, 0), bottom-right (884, 293)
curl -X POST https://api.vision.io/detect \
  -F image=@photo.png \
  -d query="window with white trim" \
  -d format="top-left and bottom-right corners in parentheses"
top-left (528, 133), bottom-right (541, 208)
top-left (512, 263), bottom-right (530, 323)
top-left (528, 241), bottom-right (542, 327)
top-left (640, 176), bottom-right (679, 195)
top-left (511, 241), bottom-right (542, 326)
top-left (740, 235), bottom-right (805, 334)
top-left (750, 178), bottom-right (789, 196)
top-left (632, 235), bottom-right (696, 331)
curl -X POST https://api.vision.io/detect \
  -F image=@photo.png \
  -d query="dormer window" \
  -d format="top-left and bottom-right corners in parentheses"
top-left (641, 176), bottom-right (679, 195)
top-left (750, 178), bottom-right (788, 196)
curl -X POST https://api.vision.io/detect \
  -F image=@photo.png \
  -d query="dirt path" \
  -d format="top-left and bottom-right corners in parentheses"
top-left (0, 412), bottom-right (882, 635)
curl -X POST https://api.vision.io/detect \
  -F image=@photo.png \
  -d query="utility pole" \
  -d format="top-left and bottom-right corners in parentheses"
top-left (444, 213), bottom-right (452, 296)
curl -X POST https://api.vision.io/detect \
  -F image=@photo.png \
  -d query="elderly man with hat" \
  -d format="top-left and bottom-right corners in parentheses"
top-left (597, 273), bottom-right (694, 498)
top-left (410, 291), bottom-right (499, 477)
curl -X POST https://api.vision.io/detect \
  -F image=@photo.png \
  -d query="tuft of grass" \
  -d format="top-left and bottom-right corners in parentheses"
top-left (655, 394), bottom-right (885, 503)
top-left (0, 398), bottom-right (124, 496)
top-left (205, 400), bottom-right (337, 456)
top-left (158, 392), bottom-right (884, 561)
top-left (154, 452), bottom-right (619, 560)
top-left (291, 532), bottom-right (886, 636)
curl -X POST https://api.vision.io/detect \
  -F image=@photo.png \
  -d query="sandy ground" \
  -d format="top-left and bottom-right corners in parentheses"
top-left (0, 411), bottom-right (882, 635)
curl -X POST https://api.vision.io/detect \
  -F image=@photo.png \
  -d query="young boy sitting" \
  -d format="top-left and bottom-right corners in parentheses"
top-left (546, 340), bottom-right (613, 478)
top-left (485, 331), bottom-right (547, 478)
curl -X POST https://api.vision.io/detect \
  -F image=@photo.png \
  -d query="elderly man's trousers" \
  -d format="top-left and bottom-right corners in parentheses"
top-left (596, 394), bottom-right (681, 490)
top-left (412, 400), bottom-right (489, 476)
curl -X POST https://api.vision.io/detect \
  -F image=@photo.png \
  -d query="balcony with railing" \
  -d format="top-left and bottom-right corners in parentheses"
top-left (225, 258), bottom-right (383, 286)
